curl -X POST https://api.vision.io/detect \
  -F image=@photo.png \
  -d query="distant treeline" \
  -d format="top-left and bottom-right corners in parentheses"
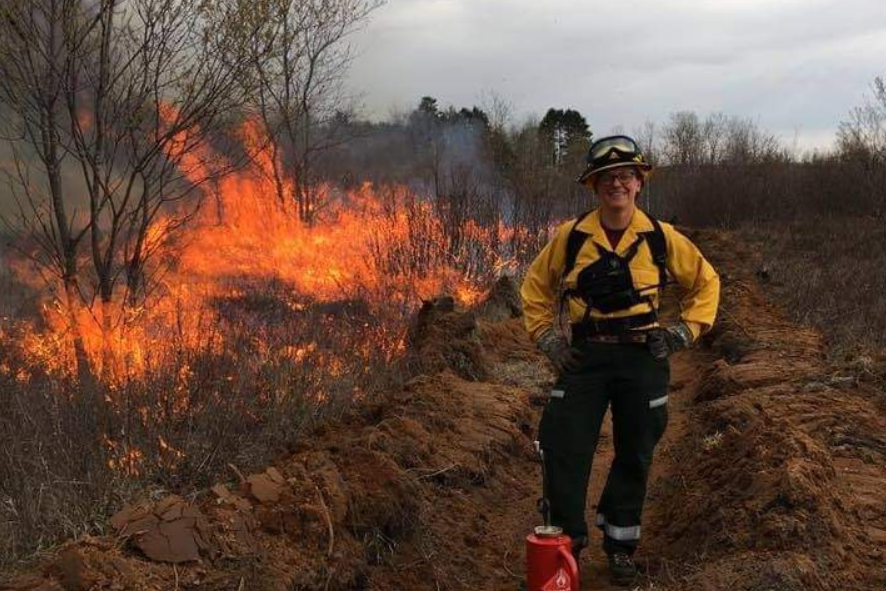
top-left (317, 82), bottom-right (886, 232)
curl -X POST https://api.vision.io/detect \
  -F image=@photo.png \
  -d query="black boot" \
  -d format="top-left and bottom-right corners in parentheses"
top-left (607, 552), bottom-right (637, 586)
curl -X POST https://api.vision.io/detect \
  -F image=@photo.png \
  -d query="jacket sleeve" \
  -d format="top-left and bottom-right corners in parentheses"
top-left (663, 224), bottom-right (720, 340)
top-left (520, 222), bottom-right (571, 342)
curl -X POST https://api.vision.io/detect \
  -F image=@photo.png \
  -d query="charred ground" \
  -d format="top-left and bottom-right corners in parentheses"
top-left (3, 230), bottom-right (886, 591)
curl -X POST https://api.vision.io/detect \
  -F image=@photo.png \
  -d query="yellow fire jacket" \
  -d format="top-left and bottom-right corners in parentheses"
top-left (520, 208), bottom-right (720, 342)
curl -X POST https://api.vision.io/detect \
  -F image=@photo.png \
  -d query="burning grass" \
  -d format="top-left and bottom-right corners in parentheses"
top-left (0, 126), bottom-right (535, 567)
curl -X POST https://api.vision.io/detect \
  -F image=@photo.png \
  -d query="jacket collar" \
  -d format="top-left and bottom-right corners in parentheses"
top-left (575, 207), bottom-right (655, 254)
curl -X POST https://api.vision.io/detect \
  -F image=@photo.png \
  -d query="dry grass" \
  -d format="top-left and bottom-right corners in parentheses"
top-left (0, 292), bottom-right (399, 569)
top-left (746, 215), bottom-right (886, 360)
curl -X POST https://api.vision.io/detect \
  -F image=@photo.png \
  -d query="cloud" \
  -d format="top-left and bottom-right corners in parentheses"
top-left (347, 0), bottom-right (886, 149)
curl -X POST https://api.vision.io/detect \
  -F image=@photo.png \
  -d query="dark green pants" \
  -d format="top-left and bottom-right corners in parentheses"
top-left (538, 342), bottom-right (669, 555)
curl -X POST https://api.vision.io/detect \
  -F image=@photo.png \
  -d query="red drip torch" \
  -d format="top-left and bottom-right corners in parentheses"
top-left (525, 442), bottom-right (579, 591)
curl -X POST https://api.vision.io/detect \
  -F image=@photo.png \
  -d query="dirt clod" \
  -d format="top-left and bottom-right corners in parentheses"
top-left (110, 496), bottom-right (212, 563)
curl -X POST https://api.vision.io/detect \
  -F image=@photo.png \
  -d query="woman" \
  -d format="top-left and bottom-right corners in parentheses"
top-left (520, 135), bottom-right (720, 586)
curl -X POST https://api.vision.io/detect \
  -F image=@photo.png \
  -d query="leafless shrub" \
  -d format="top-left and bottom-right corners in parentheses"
top-left (0, 327), bottom-right (124, 565)
top-left (366, 183), bottom-right (506, 301)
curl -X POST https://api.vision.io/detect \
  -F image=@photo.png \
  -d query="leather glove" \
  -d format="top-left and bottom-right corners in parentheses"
top-left (536, 329), bottom-right (583, 373)
top-left (647, 322), bottom-right (694, 361)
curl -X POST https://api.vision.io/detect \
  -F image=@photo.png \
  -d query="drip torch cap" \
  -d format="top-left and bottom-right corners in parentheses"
top-left (534, 525), bottom-right (563, 538)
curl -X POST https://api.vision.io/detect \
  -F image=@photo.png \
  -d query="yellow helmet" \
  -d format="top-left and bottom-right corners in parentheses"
top-left (576, 135), bottom-right (653, 185)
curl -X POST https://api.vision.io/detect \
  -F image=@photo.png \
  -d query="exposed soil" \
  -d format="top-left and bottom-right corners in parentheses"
top-left (3, 231), bottom-right (886, 591)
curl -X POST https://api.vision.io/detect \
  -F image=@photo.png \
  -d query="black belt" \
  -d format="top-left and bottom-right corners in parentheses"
top-left (571, 312), bottom-right (657, 341)
top-left (583, 333), bottom-right (650, 344)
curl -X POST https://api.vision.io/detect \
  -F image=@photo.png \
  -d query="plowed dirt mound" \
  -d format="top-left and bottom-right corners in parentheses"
top-left (4, 232), bottom-right (886, 591)
top-left (645, 230), bottom-right (886, 591)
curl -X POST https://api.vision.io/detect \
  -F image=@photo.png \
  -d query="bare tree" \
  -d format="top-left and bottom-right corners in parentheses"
top-left (722, 117), bottom-right (783, 165)
top-left (65, 0), bottom-right (254, 341)
top-left (0, 0), bottom-right (257, 376)
top-left (0, 0), bottom-right (96, 383)
top-left (699, 112), bottom-right (728, 165)
top-left (632, 120), bottom-right (659, 214)
top-left (661, 111), bottom-right (703, 166)
top-left (246, 0), bottom-right (382, 222)
top-left (837, 75), bottom-right (886, 216)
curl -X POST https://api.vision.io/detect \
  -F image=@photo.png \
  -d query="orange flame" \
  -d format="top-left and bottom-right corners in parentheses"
top-left (3, 110), bottom-right (526, 476)
top-left (9, 113), bottom-right (516, 409)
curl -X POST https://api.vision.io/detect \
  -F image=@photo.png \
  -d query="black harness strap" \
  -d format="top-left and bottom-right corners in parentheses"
top-left (559, 212), bottom-right (670, 332)
top-left (563, 210), bottom-right (593, 280)
top-left (644, 216), bottom-right (669, 292)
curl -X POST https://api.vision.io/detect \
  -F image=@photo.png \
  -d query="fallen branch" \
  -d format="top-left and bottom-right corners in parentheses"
top-left (317, 483), bottom-right (335, 557)
top-left (502, 543), bottom-right (521, 580)
top-left (227, 463), bottom-right (246, 484)
top-left (306, 474), bottom-right (335, 557)
top-left (415, 463), bottom-right (459, 480)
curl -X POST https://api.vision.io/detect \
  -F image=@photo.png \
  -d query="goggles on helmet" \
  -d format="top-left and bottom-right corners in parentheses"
top-left (588, 136), bottom-right (642, 162)
top-left (576, 135), bottom-right (652, 185)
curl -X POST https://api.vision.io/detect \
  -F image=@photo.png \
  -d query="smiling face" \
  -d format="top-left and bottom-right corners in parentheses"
top-left (593, 167), bottom-right (642, 213)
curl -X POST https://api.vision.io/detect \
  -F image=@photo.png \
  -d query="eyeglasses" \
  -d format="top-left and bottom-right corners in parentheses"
top-left (596, 170), bottom-right (639, 186)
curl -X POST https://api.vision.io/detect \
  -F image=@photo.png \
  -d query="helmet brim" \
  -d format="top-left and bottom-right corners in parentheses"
top-left (576, 162), bottom-right (653, 185)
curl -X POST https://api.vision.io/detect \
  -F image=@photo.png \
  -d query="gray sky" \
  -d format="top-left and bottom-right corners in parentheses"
top-left (346, 0), bottom-right (886, 153)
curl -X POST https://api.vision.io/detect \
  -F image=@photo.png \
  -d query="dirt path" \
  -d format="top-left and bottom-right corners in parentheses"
top-left (4, 230), bottom-right (886, 591)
